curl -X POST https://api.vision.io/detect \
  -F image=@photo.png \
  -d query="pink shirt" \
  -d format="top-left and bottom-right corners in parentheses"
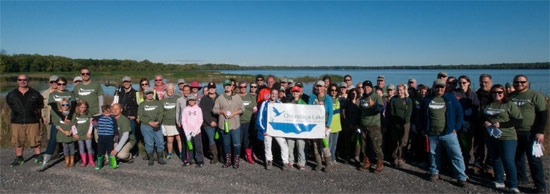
top-left (181, 104), bottom-right (203, 135)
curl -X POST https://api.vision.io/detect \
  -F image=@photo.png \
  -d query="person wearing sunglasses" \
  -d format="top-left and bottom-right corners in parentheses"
top-left (237, 81), bottom-right (258, 164)
top-left (255, 74), bottom-right (266, 91)
top-left (73, 67), bottom-right (104, 116)
top-left (38, 77), bottom-right (76, 171)
top-left (115, 76), bottom-right (139, 158)
top-left (473, 74), bottom-right (494, 176)
top-left (344, 75), bottom-right (354, 90)
top-left (451, 75), bottom-right (480, 172)
top-left (482, 84), bottom-right (522, 193)
top-left (419, 79), bottom-right (467, 187)
top-left (41, 76), bottom-right (58, 133)
top-left (7, 74), bottom-right (44, 167)
top-left (308, 80), bottom-right (333, 172)
top-left (327, 83), bottom-right (342, 165)
top-left (54, 98), bottom-right (77, 168)
top-left (138, 78), bottom-right (157, 104)
top-left (153, 75), bottom-right (167, 100)
top-left (509, 75), bottom-right (548, 193)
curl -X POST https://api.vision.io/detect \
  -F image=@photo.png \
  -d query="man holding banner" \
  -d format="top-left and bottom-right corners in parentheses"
top-left (308, 80), bottom-right (334, 172)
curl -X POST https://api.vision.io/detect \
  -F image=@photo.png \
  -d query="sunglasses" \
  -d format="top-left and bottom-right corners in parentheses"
top-left (250, 86), bottom-right (257, 88)
top-left (57, 83), bottom-right (67, 86)
top-left (492, 91), bottom-right (504, 95)
top-left (50, 81), bottom-right (56, 84)
top-left (329, 90), bottom-right (337, 92)
top-left (513, 81), bottom-right (527, 84)
top-left (141, 83), bottom-right (149, 86)
top-left (257, 79), bottom-right (264, 82)
top-left (74, 81), bottom-right (82, 83)
top-left (155, 79), bottom-right (163, 81)
top-left (239, 86), bottom-right (247, 89)
top-left (459, 82), bottom-right (468, 84)
top-left (345, 79), bottom-right (352, 81)
top-left (435, 85), bottom-right (445, 89)
top-left (61, 104), bottom-right (70, 107)
top-left (80, 72), bottom-right (90, 76)
top-left (17, 79), bottom-right (28, 82)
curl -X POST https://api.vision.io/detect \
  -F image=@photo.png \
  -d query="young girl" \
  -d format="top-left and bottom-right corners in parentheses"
top-left (53, 98), bottom-right (75, 167)
top-left (71, 100), bottom-right (95, 167)
top-left (181, 94), bottom-right (204, 167)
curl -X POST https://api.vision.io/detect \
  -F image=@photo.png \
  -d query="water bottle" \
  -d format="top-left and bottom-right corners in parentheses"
top-left (215, 131), bottom-right (220, 139)
top-left (187, 140), bottom-right (193, 151)
top-left (224, 119), bottom-right (230, 133)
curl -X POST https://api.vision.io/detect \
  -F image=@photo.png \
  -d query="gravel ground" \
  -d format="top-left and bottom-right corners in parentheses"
top-left (1, 148), bottom-right (548, 193)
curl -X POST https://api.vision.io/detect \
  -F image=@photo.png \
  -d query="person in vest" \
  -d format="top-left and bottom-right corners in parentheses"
top-left (327, 83), bottom-right (342, 165)
top-left (419, 79), bottom-right (468, 187)
top-left (387, 83), bottom-right (413, 167)
top-left (116, 76), bottom-right (139, 158)
top-left (509, 75), bottom-right (548, 193)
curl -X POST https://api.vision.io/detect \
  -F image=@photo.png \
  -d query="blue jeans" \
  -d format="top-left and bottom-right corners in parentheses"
top-left (515, 131), bottom-right (546, 191)
top-left (487, 138), bottom-right (517, 188)
top-left (428, 132), bottom-right (468, 181)
top-left (203, 126), bottom-right (217, 146)
top-left (221, 127), bottom-right (242, 155)
top-left (129, 119), bottom-right (139, 155)
top-left (241, 122), bottom-right (251, 149)
top-left (140, 124), bottom-right (165, 153)
top-left (45, 123), bottom-right (58, 155)
top-left (329, 132), bottom-right (340, 162)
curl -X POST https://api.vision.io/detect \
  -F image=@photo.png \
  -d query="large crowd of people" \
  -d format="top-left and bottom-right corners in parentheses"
top-left (5, 67), bottom-right (548, 193)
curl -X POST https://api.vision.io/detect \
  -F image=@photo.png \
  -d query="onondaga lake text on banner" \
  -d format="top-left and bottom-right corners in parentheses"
top-left (266, 103), bottom-right (325, 138)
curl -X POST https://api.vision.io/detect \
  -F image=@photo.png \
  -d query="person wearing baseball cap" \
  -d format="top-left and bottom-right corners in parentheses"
top-left (200, 81), bottom-right (220, 164)
top-left (308, 80), bottom-right (333, 172)
top-left (375, 75), bottom-right (388, 97)
top-left (286, 85), bottom-right (307, 170)
top-left (116, 75), bottom-right (139, 158)
top-left (180, 93), bottom-right (205, 167)
top-left (419, 79), bottom-right (467, 187)
top-left (138, 86), bottom-right (167, 166)
top-left (358, 80), bottom-right (385, 173)
top-left (437, 72), bottom-right (449, 83)
top-left (408, 78), bottom-right (417, 98)
top-left (177, 79), bottom-right (186, 96)
top-left (213, 79), bottom-right (245, 168)
top-left (73, 76), bottom-right (83, 86)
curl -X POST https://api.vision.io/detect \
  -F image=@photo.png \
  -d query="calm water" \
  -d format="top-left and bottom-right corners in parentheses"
top-left (1, 69), bottom-right (549, 96)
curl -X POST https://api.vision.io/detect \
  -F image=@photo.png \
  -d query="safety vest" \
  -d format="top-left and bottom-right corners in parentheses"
top-left (329, 97), bottom-right (342, 133)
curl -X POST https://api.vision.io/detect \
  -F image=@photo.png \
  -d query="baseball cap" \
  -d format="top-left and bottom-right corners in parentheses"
top-left (207, 82), bottom-right (216, 89)
top-left (49, 75), bottom-right (58, 82)
top-left (387, 84), bottom-right (396, 90)
top-left (122, 76), bottom-right (131, 82)
top-left (377, 75), bottom-right (385, 81)
top-left (144, 87), bottom-right (154, 94)
top-left (408, 78), bottom-right (416, 83)
top-left (177, 79), bottom-right (185, 85)
top-left (315, 80), bottom-right (325, 86)
top-left (187, 94), bottom-right (197, 100)
top-left (433, 79), bottom-right (446, 87)
top-left (290, 86), bottom-right (302, 92)
top-left (339, 82), bottom-right (347, 88)
top-left (295, 82), bottom-right (304, 88)
top-left (437, 72), bottom-right (448, 78)
top-left (223, 79), bottom-right (232, 86)
top-left (73, 76), bottom-right (83, 83)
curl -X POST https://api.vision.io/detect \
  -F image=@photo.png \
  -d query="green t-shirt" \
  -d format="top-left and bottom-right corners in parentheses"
top-left (72, 113), bottom-right (91, 141)
top-left (53, 113), bottom-right (74, 143)
top-left (359, 93), bottom-right (384, 127)
top-left (240, 94), bottom-right (257, 123)
top-left (160, 96), bottom-right (178, 125)
top-left (482, 101), bottom-right (523, 140)
top-left (73, 81), bottom-right (104, 115)
top-left (138, 100), bottom-right (164, 125)
top-left (117, 115), bottom-right (135, 145)
top-left (428, 96), bottom-right (447, 135)
top-left (509, 89), bottom-right (548, 131)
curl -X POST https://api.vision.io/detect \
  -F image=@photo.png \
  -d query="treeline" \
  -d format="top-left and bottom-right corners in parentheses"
top-left (1, 53), bottom-right (549, 73)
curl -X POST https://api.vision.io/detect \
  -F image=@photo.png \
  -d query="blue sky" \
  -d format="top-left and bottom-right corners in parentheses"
top-left (1, 1), bottom-right (549, 66)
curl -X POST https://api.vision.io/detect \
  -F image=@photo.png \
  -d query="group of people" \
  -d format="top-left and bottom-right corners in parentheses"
top-left (6, 68), bottom-right (547, 193)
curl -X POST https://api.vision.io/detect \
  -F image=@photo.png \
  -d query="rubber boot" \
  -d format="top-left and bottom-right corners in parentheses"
top-left (354, 144), bottom-right (361, 163)
top-left (324, 156), bottom-right (331, 172)
top-left (209, 145), bottom-right (219, 164)
top-left (95, 156), bottom-right (104, 170)
top-left (69, 155), bottom-right (75, 167)
top-left (63, 156), bottom-right (70, 168)
top-left (109, 155), bottom-right (118, 168)
top-left (147, 152), bottom-right (154, 166)
top-left (360, 157), bottom-right (370, 171)
top-left (233, 155), bottom-right (240, 169)
top-left (222, 154), bottom-right (231, 168)
top-left (265, 160), bottom-right (272, 170)
top-left (157, 151), bottom-right (166, 165)
top-left (37, 154), bottom-right (51, 172)
top-left (374, 159), bottom-right (384, 174)
top-left (314, 154), bottom-right (323, 171)
top-left (80, 154), bottom-right (87, 167)
top-left (245, 149), bottom-right (255, 164)
top-left (88, 154), bottom-right (96, 167)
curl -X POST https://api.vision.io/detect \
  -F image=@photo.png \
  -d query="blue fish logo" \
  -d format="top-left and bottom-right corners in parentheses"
top-left (268, 122), bottom-right (317, 134)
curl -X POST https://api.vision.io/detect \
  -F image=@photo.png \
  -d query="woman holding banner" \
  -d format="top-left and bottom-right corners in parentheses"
top-left (257, 88), bottom-right (290, 171)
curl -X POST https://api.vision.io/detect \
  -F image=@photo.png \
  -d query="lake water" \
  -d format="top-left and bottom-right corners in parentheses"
top-left (1, 69), bottom-right (549, 96)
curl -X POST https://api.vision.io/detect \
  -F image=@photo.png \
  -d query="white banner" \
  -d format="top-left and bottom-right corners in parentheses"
top-left (266, 103), bottom-right (325, 139)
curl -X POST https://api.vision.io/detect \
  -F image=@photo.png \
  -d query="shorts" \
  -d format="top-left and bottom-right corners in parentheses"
top-left (162, 125), bottom-right (179, 136)
top-left (11, 123), bottom-right (41, 147)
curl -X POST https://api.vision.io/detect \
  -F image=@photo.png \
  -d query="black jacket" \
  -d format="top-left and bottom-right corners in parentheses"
top-left (117, 87), bottom-right (138, 117)
top-left (199, 94), bottom-right (219, 127)
top-left (7, 87), bottom-right (44, 124)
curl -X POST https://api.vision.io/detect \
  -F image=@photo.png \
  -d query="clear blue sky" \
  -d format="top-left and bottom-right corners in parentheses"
top-left (1, 1), bottom-right (549, 66)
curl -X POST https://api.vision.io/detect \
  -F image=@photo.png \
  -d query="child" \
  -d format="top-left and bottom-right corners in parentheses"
top-left (53, 98), bottom-right (76, 167)
top-left (92, 105), bottom-right (118, 170)
top-left (71, 100), bottom-right (95, 167)
top-left (181, 94), bottom-right (204, 167)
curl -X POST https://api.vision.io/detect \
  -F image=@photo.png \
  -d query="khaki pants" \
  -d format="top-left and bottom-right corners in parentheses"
top-left (11, 123), bottom-right (41, 147)
top-left (114, 142), bottom-right (134, 160)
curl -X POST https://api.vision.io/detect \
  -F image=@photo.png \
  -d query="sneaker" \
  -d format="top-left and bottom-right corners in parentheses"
top-left (429, 174), bottom-right (439, 182)
top-left (182, 162), bottom-right (192, 167)
top-left (282, 163), bottom-right (292, 171)
top-left (297, 165), bottom-right (305, 171)
top-left (9, 157), bottom-right (24, 167)
top-left (492, 182), bottom-right (505, 189)
top-left (196, 162), bottom-right (204, 168)
top-left (166, 155), bottom-right (172, 161)
top-left (509, 188), bottom-right (520, 193)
